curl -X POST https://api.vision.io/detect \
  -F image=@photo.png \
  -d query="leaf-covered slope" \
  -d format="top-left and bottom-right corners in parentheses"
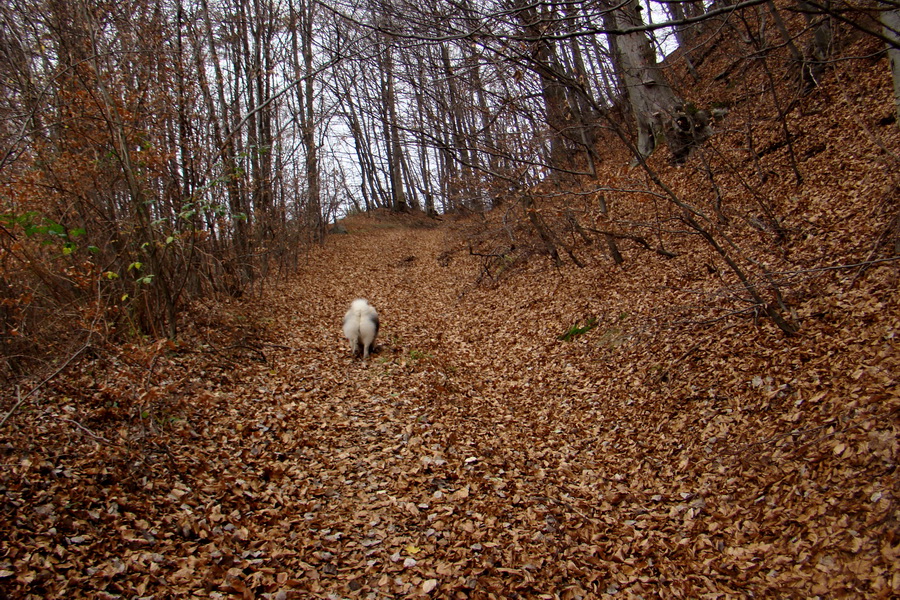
top-left (1, 206), bottom-right (897, 598)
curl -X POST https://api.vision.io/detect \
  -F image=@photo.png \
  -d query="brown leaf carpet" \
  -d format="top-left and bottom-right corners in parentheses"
top-left (2, 212), bottom-right (898, 599)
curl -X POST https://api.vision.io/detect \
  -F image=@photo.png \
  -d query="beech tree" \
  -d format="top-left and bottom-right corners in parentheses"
top-left (602, 0), bottom-right (683, 159)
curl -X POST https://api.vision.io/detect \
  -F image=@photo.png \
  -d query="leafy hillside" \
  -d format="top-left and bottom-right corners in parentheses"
top-left (2, 5), bottom-right (899, 600)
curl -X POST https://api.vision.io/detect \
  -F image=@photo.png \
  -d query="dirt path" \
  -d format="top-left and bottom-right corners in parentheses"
top-left (214, 218), bottom-right (627, 597)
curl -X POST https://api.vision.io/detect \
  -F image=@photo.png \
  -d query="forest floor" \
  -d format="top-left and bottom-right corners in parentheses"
top-left (3, 6), bottom-right (900, 597)
top-left (1, 207), bottom-right (898, 599)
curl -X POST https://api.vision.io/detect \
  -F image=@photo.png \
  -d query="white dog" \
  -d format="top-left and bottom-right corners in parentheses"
top-left (342, 299), bottom-right (379, 358)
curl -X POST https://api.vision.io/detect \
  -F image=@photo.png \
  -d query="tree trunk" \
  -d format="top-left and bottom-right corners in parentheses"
top-left (302, 0), bottom-right (322, 239)
top-left (881, 3), bottom-right (900, 121)
top-left (522, 194), bottom-right (562, 266)
top-left (598, 194), bottom-right (623, 265)
top-left (380, 34), bottom-right (407, 212)
top-left (603, 0), bottom-right (682, 159)
top-left (799, 0), bottom-right (833, 91)
top-left (200, 0), bottom-right (252, 288)
top-left (509, 0), bottom-right (576, 169)
top-left (439, 43), bottom-right (475, 206)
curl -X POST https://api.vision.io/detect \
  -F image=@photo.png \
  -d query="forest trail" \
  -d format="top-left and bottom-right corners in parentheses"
top-left (176, 212), bottom-right (899, 598)
top-left (3, 211), bottom-right (898, 599)
top-left (201, 213), bottom-right (619, 597)
top-left (247, 214), bottom-right (597, 595)
top-left (239, 210), bottom-right (685, 599)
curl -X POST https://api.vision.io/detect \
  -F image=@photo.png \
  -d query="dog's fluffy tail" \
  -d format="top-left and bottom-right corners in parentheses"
top-left (343, 299), bottom-right (379, 358)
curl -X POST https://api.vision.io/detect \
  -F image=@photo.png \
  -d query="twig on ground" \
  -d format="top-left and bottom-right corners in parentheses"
top-left (1, 342), bottom-right (90, 429)
top-left (56, 417), bottom-right (115, 445)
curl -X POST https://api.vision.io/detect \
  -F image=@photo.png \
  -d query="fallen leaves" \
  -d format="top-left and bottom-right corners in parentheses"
top-left (3, 35), bottom-right (900, 600)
